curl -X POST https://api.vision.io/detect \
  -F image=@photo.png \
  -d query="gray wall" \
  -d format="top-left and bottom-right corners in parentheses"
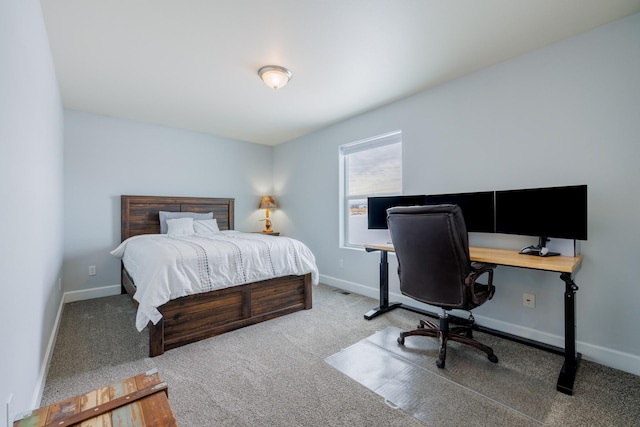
top-left (0, 0), bottom-right (64, 422)
top-left (274, 13), bottom-right (640, 374)
top-left (63, 110), bottom-right (275, 295)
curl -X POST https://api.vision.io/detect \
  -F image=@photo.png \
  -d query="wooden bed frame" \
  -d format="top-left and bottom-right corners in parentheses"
top-left (120, 195), bottom-right (313, 357)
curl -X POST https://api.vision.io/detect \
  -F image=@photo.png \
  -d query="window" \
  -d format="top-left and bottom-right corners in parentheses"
top-left (339, 131), bottom-right (402, 248)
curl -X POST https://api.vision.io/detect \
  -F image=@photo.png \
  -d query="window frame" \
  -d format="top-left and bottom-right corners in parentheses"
top-left (339, 130), bottom-right (402, 249)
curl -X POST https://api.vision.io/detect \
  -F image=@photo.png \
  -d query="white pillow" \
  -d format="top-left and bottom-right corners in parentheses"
top-left (194, 219), bottom-right (220, 234)
top-left (166, 217), bottom-right (195, 236)
top-left (159, 211), bottom-right (213, 234)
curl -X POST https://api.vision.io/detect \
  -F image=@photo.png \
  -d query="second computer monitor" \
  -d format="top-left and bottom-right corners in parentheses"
top-left (424, 191), bottom-right (495, 233)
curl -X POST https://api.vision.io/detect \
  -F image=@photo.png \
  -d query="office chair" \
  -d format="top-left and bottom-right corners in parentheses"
top-left (387, 204), bottom-right (498, 369)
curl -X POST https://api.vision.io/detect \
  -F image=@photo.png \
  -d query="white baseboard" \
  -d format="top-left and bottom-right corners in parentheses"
top-left (63, 284), bottom-right (122, 303)
top-left (577, 342), bottom-right (640, 376)
top-left (320, 274), bottom-right (382, 300)
top-left (319, 274), bottom-right (640, 377)
top-left (29, 284), bottom-right (123, 410)
top-left (30, 294), bottom-right (65, 409)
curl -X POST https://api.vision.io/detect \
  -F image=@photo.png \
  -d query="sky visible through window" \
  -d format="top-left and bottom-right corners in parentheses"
top-left (345, 141), bottom-right (401, 246)
top-left (348, 142), bottom-right (401, 196)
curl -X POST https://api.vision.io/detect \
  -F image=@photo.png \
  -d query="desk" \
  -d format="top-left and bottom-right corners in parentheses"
top-left (364, 243), bottom-right (583, 395)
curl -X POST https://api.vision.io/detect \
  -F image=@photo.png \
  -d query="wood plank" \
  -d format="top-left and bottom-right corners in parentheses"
top-left (133, 394), bottom-right (177, 427)
top-left (469, 246), bottom-right (583, 273)
top-left (251, 283), bottom-right (305, 316)
top-left (121, 269), bottom-right (137, 301)
top-left (303, 273), bottom-right (312, 309)
top-left (162, 289), bottom-right (244, 317)
top-left (12, 406), bottom-right (48, 427)
top-left (364, 243), bottom-right (583, 274)
top-left (164, 301), bottom-right (244, 341)
top-left (45, 395), bottom-right (80, 425)
top-left (180, 204), bottom-right (232, 230)
top-left (134, 370), bottom-right (162, 389)
top-left (79, 386), bottom-right (111, 427)
top-left (43, 383), bottom-right (169, 427)
top-left (109, 377), bottom-right (142, 427)
top-left (149, 314), bottom-right (165, 357)
top-left (135, 372), bottom-right (176, 427)
top-left (120, 195), bottom-right (235, 241)
top-left (14, 372), bottom-right (175, 427)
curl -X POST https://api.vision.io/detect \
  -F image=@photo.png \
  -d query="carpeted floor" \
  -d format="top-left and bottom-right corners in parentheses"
top-left (41, 284), bottom-right (640, 426)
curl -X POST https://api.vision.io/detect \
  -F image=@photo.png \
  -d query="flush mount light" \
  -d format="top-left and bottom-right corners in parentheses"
top-left (258, 65), bottom-right (292, 89)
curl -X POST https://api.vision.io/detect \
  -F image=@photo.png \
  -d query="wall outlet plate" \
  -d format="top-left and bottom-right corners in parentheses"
top-left (523, 293), bottom-right (535, 308)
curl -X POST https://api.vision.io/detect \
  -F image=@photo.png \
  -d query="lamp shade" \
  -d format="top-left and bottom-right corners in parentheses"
top-left (258, 66), bottom-right (292, 89)
top-left (259, 196), bottom-right (277, 209)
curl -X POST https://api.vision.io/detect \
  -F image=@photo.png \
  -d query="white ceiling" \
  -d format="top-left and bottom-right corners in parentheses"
top-left (40, 0), bottom-right (640, 146)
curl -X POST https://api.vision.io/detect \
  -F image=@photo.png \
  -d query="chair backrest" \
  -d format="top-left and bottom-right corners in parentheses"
top-left (387, 204), bottom-right (471, 309)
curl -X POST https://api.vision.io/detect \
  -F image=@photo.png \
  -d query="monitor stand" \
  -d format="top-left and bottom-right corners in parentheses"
top-left (521, 249), bottom-right (561, 257)
top-left (520, 236), bottom-right (561, 257)
top-left (538, 236), bottom-right (550, 248)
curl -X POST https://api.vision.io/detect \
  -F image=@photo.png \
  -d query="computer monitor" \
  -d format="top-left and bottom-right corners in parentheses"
top-left (367, 195), bottom-right (426, 229)
top-left (495, 185), bottom-right (587, 242)
top-left (424, 191), bottom-right (495, 233)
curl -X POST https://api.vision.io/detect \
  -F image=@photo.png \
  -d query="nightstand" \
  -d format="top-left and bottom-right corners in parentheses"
top-left (253, 231), bottom-right (280, 236)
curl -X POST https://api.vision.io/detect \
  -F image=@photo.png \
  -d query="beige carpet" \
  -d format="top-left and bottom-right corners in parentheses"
top-left (41, 284), bottom-right (640, 426)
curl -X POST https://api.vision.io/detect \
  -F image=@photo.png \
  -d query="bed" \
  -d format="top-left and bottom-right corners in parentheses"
top-left (115, 195), bottom-right (316, 357)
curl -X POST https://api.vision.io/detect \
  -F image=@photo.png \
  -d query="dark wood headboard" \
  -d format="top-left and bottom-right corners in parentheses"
top-left (121, 195), bottom-right (235, 241)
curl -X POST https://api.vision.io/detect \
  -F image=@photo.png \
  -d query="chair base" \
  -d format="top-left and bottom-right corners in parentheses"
top-left (397, 316), bottom-right (498, 369)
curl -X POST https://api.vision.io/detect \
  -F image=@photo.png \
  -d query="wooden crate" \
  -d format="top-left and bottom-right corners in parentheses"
top-left (14, 369), bottom-right (177, 427)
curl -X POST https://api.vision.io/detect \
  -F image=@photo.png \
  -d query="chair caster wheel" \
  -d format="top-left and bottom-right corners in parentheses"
top-left (488, 354), bottom-right (498, 363)
top-left (397, 336), bottom-right (405, 345)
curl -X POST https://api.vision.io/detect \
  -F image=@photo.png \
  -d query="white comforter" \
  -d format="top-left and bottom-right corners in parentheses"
top-left (111, 231), bottom-right (319, 331)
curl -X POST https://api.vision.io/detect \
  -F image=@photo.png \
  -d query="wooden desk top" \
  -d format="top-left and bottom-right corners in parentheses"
top-left (364, 244), bottom-right (583, 274)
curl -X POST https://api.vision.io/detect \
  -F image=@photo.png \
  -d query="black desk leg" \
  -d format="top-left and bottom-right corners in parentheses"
top-left (557, 273), bottom-right (582, 395)
top-left (364, 249), bottom-right (402, 320)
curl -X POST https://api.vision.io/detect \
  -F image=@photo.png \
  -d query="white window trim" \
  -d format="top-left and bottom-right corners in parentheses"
top-left (339, 130), bottom-right (402, 249)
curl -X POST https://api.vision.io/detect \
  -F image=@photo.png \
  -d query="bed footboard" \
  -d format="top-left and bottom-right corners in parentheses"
top-left (122, 268), bottom-right (312, 357)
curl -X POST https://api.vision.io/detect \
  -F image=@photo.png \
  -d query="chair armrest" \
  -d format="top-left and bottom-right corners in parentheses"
top-left (466, 263), bottom-right (496, 302)
top-left (471, 262), bottom-right (496, 271)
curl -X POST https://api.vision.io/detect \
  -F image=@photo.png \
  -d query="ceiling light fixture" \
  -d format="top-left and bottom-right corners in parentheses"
top-left (258, 65), bottom-right (292, 90)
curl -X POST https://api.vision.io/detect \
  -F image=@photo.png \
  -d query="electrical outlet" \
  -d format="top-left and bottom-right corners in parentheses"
top-left (89, 265), bottom-right (97, 276)
top-left (338, 259), bottom-right (344, 268)
top-left (523, 293), bottom-right (535, 308)
top-left (58, 277), bottom-right (62, 291)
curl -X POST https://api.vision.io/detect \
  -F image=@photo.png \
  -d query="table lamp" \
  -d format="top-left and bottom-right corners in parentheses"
top-left (259, 196), bottom-right (277, 232)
